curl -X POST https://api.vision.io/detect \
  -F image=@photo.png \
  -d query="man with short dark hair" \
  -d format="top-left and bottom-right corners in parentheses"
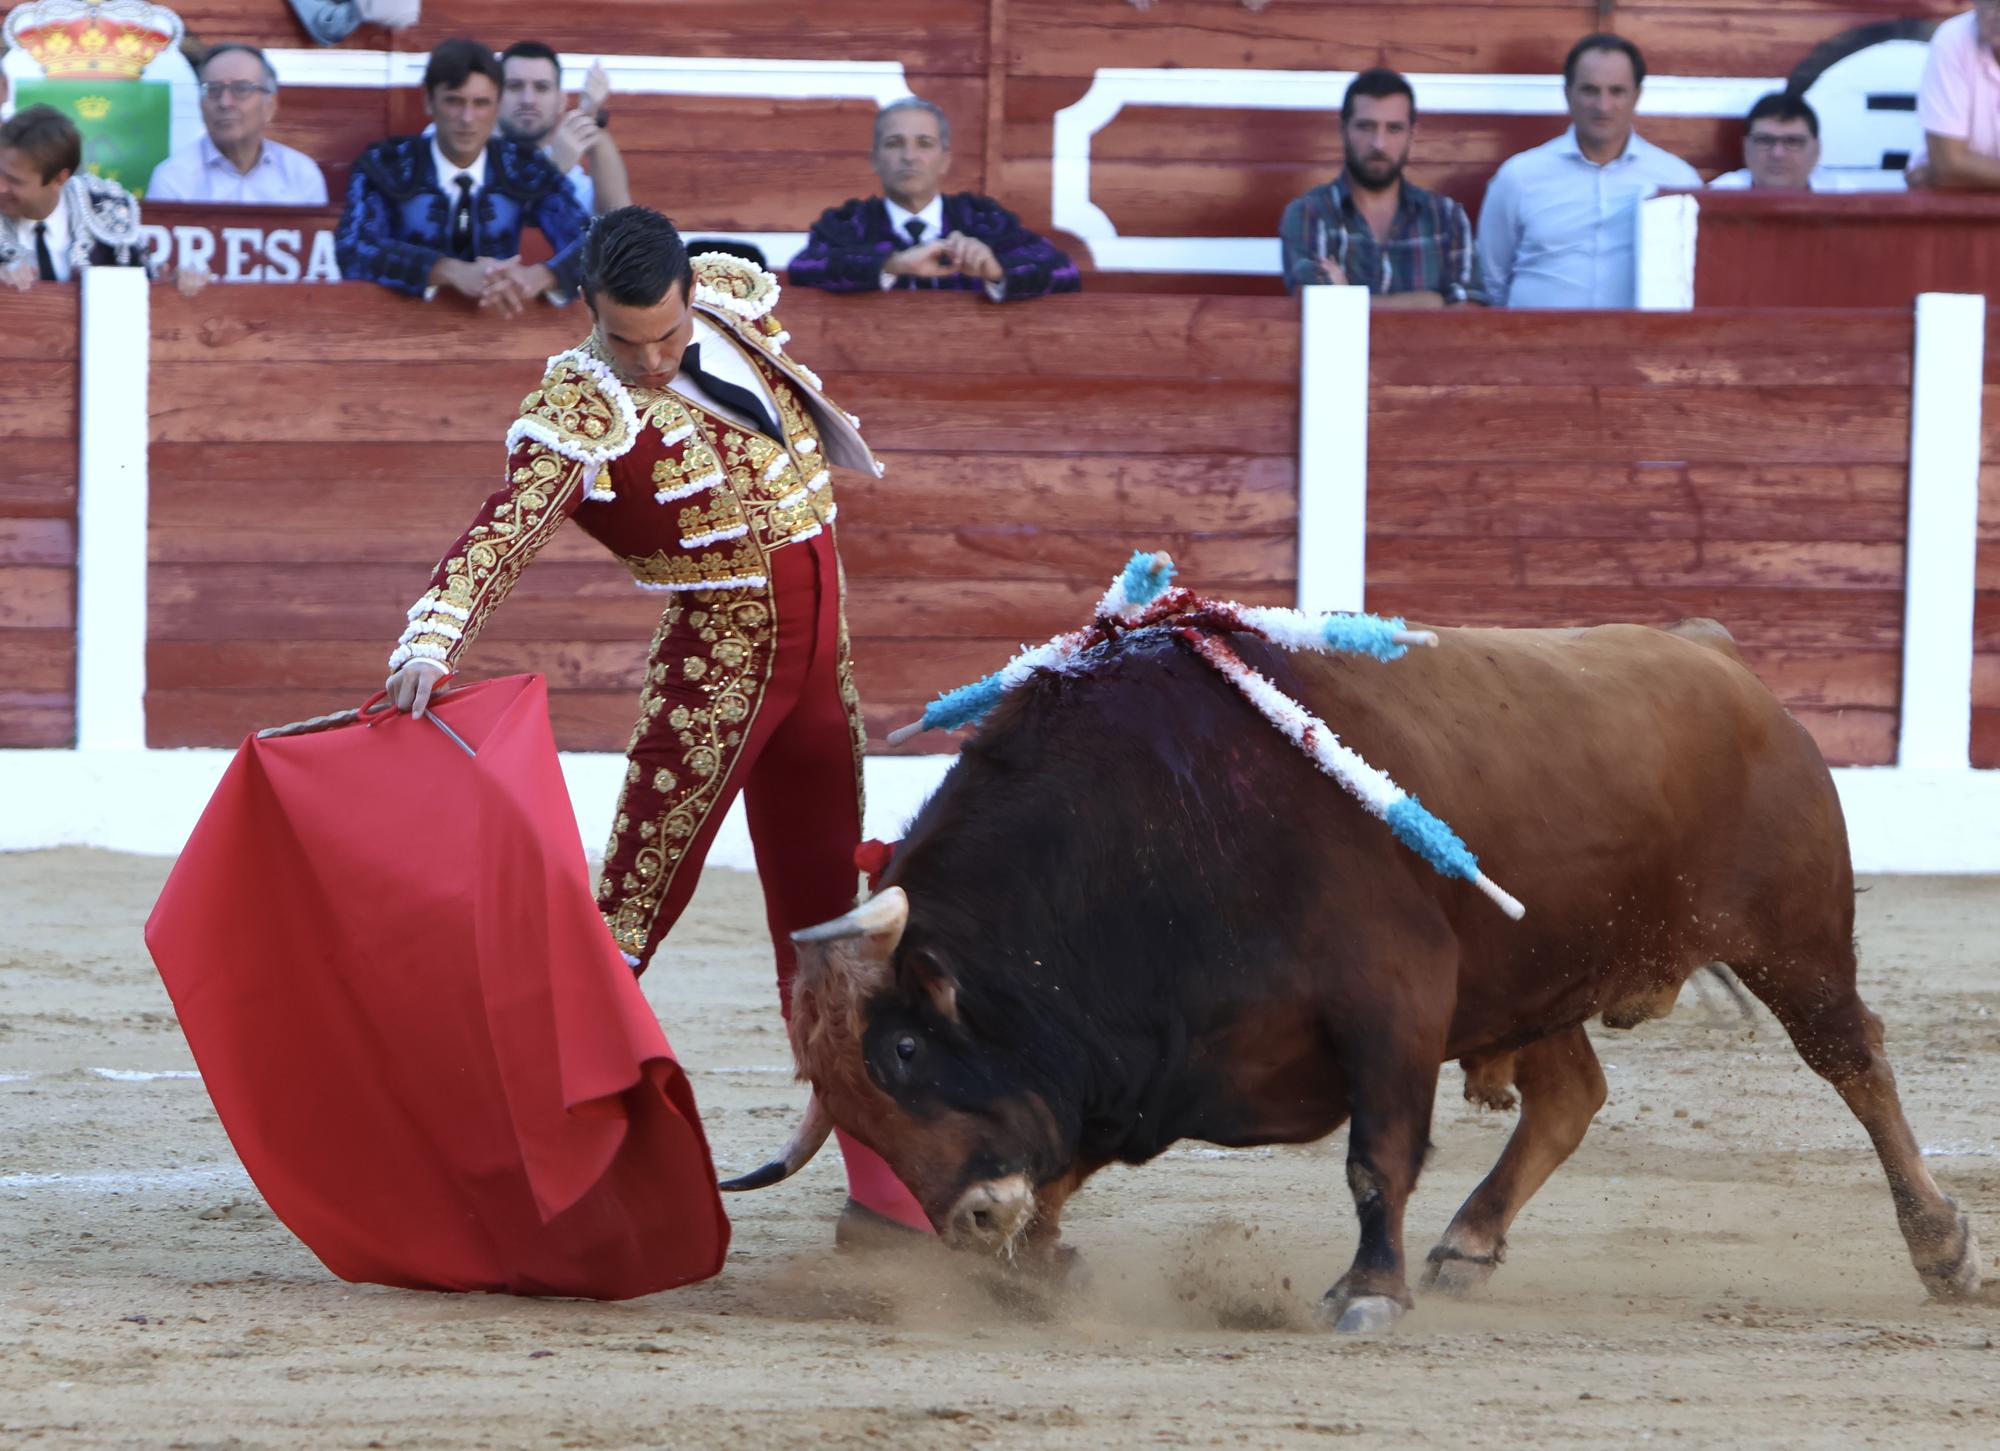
top-left (147, 44), bottom-right (328, 205)
top-left (0, 104), bottom-right (149, 289)
top-left (788, 96), bottom-right (1079, 300)
top-left (1478, 33), bottom-right (1701, 307)
top-left (1277, 67), bottom-right (1484, 305)
top-left (334, 38), bottom-right (591, 313)
top-left (1710, 94), bottom-right (1833, 191)
top-left (498, 41), bottom-right (630, 216)
top-left (380, 207), bottom-right (931, 1243)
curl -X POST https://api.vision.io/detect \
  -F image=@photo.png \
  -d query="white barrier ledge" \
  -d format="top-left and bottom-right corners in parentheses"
top-left (2, 750), bottom-right (1991, 875)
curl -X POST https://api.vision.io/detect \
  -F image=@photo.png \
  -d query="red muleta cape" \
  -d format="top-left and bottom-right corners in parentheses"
top-left (145, 674), bottom-right (730, 1298)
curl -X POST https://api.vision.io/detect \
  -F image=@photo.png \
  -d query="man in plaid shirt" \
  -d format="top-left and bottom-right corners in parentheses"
top-left (1278, 68), bottom-right (1485, 306)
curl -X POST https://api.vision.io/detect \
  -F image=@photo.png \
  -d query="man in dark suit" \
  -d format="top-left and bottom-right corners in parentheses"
top-left (788, 97), bottom-right (1080, 302)
top-left (0, 106), bottom-right (150, 289)
top-left (335, 38), bottom-right (591, 315)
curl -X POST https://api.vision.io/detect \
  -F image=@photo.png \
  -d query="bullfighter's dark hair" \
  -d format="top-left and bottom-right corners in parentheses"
top-left (1563, 32), bottom-right (1647, 89)
top-left (582, 206), bottom-right (694, 309)
top-left (1342, 68), bottom-right (1416, 123)
top-left (423, 38), bottom-right (504, 97)
top-left (0, 105), bottom-right (82, 184)
top-left (1746, 91), bottom-right (1820, 138)
top-left (498, 39), bottom-right (561, 71)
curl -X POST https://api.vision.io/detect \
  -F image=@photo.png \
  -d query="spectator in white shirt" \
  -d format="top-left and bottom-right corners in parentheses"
top-left (146, 45), bottom-right (328, 206)
top-left (1478, 33), bottom-right (1701, 307)
top-left (1709, 94), bottom-right (1840, 191)
top-left (496, 41), bottom-right (630, 216)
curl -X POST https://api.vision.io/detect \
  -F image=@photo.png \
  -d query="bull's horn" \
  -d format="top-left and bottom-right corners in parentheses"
top-left (791, 886), bottom-right (909, 946)
top-left (716, 1092), bottom-right (834, 1192)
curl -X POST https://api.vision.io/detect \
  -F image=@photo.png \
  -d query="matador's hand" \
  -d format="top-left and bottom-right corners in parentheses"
top-left (385, 660), bottom-right (450, 718)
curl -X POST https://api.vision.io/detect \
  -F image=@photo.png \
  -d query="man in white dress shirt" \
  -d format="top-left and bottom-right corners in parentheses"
top-left (146, 45), bottom-right (328, 206)
top-left (1478, 34), bottom-right (1701, 307)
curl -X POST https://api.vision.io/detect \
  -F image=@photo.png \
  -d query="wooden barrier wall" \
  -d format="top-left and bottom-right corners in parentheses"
top-left (0, 290), bottom-right (79, 747)
top-left (143, 286), bottom-right (1298, 750)
top-left (154, 1), bottom-right (1958, 283)
top-left (1688, 193), bottom-right (2000, 309)
top-left (1363, 307), bottom-right (1914, 767)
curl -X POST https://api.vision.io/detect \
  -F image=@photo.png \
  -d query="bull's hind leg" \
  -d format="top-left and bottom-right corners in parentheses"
top-left (1735, 949), bottom-right (1991, 1304)
top-left (1422, 1023), bottom-right (1607, 1296)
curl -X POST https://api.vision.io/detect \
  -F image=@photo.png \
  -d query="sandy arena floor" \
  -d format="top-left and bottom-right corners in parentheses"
top-left (0, 849), bottom-right (1995, 1449)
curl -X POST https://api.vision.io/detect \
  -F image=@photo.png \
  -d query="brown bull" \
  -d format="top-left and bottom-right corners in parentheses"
top-left (731, 620), bottom-right (1992, 1331)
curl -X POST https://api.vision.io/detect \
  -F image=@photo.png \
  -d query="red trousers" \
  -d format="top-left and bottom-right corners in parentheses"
top-left (596, 528), bottom-right (929, 1230)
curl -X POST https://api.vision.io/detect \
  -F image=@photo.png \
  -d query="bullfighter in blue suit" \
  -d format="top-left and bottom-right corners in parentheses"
top-left (788, 97), bottom-right (1080, 303)
top-left (336, 38), bottom-right (590, 315)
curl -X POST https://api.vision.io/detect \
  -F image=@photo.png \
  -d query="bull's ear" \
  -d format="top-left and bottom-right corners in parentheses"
top-left (900, 949), bottom-right (960, 1025)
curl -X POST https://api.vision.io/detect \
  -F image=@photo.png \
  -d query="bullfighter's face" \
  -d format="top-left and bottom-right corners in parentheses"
top-left (425, 73), bottom-right (501, 170)
top-left (785, 889), bottom-right (1074, 1256)
top-left (871, 106), bottom-right (951, 214)
top-left (590, 278), bottom-right (696, 392)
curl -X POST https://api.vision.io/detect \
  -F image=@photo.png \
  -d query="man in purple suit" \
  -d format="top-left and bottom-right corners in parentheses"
top-left (788, 97), bottom-right (1080, 301)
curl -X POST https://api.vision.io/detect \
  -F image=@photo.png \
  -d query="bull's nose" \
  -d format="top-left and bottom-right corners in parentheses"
top-left (944, 1174), bottom-right (1035, 1255)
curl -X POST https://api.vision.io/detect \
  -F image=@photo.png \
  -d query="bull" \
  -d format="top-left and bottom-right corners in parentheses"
top-left (729, 619), bottom-right (1992, 1331)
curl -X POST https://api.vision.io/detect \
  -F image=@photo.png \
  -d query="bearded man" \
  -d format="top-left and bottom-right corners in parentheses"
top-left (1278, 68), bottom-right (1485, 306)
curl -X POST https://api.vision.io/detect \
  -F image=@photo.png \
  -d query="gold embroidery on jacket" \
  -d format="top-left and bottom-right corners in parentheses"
top-left (599, 589), bottom-right (777, 959)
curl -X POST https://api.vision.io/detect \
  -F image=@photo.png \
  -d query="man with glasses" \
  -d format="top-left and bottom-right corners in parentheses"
top-left (1907, 2), bottom-right (2000, 189)
top-left (1709, 94), bottom-right (1835, 191)
top-left (147, 44), bottom-right (328, 206)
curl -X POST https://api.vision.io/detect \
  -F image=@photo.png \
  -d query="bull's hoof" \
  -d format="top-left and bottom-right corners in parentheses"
top-left (1917, 1212), bottom-right (1985, 1302)
top-left (1420, 1241), bottom-right (1505, 1297)
top-left (1319, 1293), bottom-right (1405, 1335)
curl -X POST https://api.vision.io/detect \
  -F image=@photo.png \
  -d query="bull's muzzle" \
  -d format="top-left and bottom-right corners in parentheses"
top-left (944, 1174), bottom-right (1036, 1256)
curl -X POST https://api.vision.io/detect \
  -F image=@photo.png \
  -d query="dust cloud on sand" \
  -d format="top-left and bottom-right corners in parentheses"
top-left (1, 849), bottom-right (1996, 1448)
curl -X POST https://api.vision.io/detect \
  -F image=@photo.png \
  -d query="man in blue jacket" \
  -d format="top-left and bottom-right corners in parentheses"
top-left (788, 97), bottom-right (1080, 302)
top-left (335, 38), bottom-right (590, 315)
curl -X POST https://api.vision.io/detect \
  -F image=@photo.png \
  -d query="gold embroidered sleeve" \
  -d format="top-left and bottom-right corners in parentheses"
top-left (388, 443), bottom-right (588, 674)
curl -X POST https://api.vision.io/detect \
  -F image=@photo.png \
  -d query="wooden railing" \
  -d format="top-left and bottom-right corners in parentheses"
top-left (0, 290), bottom-right (79, 747)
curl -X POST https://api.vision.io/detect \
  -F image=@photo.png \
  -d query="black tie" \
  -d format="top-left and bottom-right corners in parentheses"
top-left (33, 221), bottom-right (57, 282)
top-left (449, 175), bottom-right (476, 260)
top-left (680, 342), bottom-right (783, 442)
top-left (903, 216), bottom-right (933, 290)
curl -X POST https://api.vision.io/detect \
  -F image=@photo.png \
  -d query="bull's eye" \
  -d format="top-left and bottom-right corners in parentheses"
top-left (895, 1034), bottom-right (917, 1063)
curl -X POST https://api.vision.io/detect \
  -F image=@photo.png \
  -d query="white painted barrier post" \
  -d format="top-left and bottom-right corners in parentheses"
top-left (1897, 293), bottom-right (1986, 770)
top-left (74, 267), bottom-right (152, 752)
top-left (1296, 283), bottom-right (1370, 615)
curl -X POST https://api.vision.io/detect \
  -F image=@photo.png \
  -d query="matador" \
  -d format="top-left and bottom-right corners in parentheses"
top-left (381, 208), bottom-right (928, 1238)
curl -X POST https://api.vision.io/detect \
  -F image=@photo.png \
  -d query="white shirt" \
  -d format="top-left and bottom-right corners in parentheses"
top-left (146, 134), bottom-right (328, 206)
top-left (422, 140), bottom-right (491, 301)
top-left (430, 137), bottom-right (488, 197)
top-left (671, 315), bottom-right (784, 436)
top-left (1478, 127), bottom-right (1703, 308)
top-left (879, 193), bottom-right (1005, 300)
top-left (563, 159), bottom-right (594, 215)
top-left (30, 192), bottom-right (74, 280)
top-left (1707, 166), bottom-right (1895, 192)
